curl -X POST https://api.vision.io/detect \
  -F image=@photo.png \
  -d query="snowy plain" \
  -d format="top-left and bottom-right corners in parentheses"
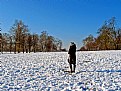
top-left (0, 51), bottom-right (121, 91)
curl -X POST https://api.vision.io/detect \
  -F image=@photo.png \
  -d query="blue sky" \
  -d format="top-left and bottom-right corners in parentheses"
top-left (0, 0), bottom-right (121, 49)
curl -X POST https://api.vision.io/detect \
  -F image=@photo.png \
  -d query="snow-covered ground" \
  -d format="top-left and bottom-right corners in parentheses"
top-left (0, 51), bottom-right (121, 91)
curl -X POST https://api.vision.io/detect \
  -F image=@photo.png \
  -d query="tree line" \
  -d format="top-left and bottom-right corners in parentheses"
top-left (81, 17), bottom-right (121, 51)
top-left (1, 17), bottom-right (121, 53)
top-left (0, 20), bottom-right (62, 53)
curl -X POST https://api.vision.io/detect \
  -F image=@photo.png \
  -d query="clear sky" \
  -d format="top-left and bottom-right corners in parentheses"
top-left (0, 0), bottom-right (121, 49)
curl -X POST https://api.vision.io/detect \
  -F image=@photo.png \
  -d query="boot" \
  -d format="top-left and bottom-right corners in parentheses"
top-left (70, 64), bottom-right (73, 73)
top-left (73, 64), bottom-right (76, 73)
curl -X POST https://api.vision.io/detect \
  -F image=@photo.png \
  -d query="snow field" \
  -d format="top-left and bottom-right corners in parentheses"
top-left (0, 51), bottom-right (121, 91)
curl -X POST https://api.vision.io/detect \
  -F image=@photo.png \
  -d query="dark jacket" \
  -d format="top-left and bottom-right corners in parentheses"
top-left (68, 43), bottom-right (76, 56)
top-left (68, 43), bottom-right (76, 64)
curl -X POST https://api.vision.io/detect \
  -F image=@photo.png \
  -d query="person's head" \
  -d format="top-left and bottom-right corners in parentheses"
top-left (70, 42), bottom-right (75, 46)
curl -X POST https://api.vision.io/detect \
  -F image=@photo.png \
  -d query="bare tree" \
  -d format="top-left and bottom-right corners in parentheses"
top-left (9, 20), bottom-right (29, 53)
top-left (0, 29), bottom-right (3, 53)
top-left (39, 31), bottom-right (48, 52)
top-left (27, 34), bottom-right (32, 53)
top-left (32, 34), bottom-right (39, 53)
top-left (9, 36), bottom-right (12, 53)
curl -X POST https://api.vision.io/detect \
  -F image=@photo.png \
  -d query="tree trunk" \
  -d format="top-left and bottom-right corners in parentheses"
top-left (9, 43), bottom-right (12, 53)
top-left (14, 42), bottom-right (16, 54)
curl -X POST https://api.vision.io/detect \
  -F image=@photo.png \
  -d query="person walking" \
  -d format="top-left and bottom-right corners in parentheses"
top-left (68, 42), bottom-right (76, 73)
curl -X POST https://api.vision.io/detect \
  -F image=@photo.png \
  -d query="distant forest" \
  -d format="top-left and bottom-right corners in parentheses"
top-left (0, 20), bottom-right (63, 53)
top-left (1, 17), bottom-right (121, 53)
top-left (80, 17), bottom-right (121, 51)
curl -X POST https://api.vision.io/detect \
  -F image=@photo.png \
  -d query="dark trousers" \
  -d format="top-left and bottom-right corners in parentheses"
top-left (69, 54), bottom-right (76, 72)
